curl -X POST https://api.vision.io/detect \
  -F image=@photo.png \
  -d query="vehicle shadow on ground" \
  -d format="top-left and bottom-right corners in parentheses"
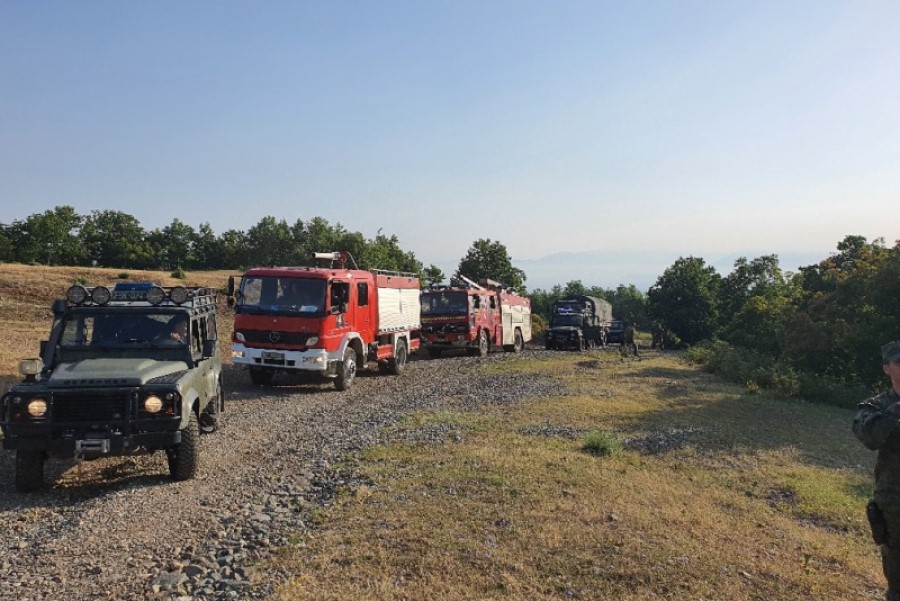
top-left (0, 452), bottom-right (175, 509)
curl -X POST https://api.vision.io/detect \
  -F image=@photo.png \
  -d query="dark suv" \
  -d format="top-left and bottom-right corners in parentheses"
top-left (1, 282), bottom-right (224, 492)
top-left (606, 319), bottom-right (625, 344)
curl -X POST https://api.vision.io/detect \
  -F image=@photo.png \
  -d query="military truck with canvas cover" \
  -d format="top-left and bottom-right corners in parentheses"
top-left (545, 295), bottom-right (613, 351)
top-left (0, 283), bottom-right (224, 492)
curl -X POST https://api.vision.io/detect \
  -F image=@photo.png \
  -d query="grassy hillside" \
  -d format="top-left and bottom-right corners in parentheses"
top-left (269, 352), bottom-right (882, 600)
top-left (0, 263), bottom-right (236, 392)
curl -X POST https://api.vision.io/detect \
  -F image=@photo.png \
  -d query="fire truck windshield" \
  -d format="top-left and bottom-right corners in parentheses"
top-left (421, 291), bottom-right (469, 316)
top-left (237, 276), bottom-right (325, 316)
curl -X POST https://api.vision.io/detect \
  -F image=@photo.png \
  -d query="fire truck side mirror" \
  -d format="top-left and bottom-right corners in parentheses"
top-left (40, 340), bottom-right (48, 357)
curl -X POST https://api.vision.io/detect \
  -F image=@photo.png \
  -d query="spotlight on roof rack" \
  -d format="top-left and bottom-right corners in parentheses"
top-left (146, 286), bottom-right (166, 305)
top-left (169, 286), bottom-right (189, 305)
top-left (67, 285), bottom-right (88, 305)
top-left (91, 286), bottom-right (111, 305)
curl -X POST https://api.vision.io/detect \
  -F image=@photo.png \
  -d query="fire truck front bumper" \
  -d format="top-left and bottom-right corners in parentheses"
top-left (231, 344), bottom-right (338, 374)
top-left (422, 335), bottom-right (472, 349)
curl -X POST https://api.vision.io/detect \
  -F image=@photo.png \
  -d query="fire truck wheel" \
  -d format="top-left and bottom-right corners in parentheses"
top-left (335, 348), bottom-right (357, 391)
top-left (513, 329), bottom-right (524, 352)
top-left (249, 368), bottom-right (274, 386)
top-left (387, 340), bottom-right (408, 375)
top-left (476, 330), bottom-right (489, 357)
top-left (167, 412), bottom-right (199, 481)
top-left (16, 450), bottom-right (45, 493)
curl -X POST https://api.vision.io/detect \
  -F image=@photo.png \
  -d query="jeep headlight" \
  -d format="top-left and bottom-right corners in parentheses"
top-left (144, 395), bottom-right (163, 413)
top-left (27, 398), bottom-right (47, 417)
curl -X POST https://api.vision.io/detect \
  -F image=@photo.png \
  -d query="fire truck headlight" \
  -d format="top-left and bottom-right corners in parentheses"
top-left (27, 398), bottom-right (47, 417)
top-left (306, 336), bottom-right (318, 346)
top-left (234, 332), bottom-right (246, 343)
top-left (232, 350), bottom-right (244, 358)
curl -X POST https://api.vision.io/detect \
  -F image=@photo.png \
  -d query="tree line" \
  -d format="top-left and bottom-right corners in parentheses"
top-left (0, 206), bottom-right (529, 293)
top-left (4, 207), bottom-right (895, 391)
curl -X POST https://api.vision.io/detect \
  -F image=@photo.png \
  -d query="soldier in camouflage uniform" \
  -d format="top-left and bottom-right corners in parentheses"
top-left (853, 341), bottom-right (900, 600)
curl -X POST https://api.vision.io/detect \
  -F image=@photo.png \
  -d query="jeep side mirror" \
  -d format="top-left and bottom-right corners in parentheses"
top-left (227, 276), bottom-right (235, 297)
top-left (202, 339), bottom-right (217, 358)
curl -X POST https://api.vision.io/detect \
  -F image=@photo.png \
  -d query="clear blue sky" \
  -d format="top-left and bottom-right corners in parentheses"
top-left (2, 1), bottom-right (898, 290)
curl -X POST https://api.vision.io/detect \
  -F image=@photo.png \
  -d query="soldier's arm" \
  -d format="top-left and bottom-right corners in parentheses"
top-left (853, 398), bottom-right (900, 451)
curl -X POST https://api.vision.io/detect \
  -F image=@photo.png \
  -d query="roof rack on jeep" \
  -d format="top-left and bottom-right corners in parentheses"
top-left (65, 282), bottom-right (217, 308)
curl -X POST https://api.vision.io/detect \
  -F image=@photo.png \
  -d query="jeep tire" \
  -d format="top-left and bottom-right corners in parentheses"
top-left (167, 412), bottom-right (199, 481)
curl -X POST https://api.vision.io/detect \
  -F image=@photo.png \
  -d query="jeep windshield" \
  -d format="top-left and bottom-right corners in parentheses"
top-left (421, 291), bottom-right (468, 316)
top-left (60, 310), bottom-right (190, 349)
top-left (236, 276), bottom-right (326, 316)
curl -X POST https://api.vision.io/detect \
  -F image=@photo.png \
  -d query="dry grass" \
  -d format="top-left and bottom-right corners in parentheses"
top-left (0, 263), bottom-right (236, 392)
top-left (270, 351), bottom-right (882, 601)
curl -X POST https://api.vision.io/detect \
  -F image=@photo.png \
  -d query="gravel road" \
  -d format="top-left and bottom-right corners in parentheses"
top-left (0, 348), bottom-right (566, 601)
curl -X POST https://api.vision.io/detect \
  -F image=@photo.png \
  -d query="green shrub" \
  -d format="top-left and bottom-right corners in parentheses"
top-left (582, 430), bottom-right (620, 457)
top-left (171, 267), bottom-right (186, 280)
top-left (117, 272), bottom-right (130, 280)
top-left (73, 275), bottom-right (88, 285)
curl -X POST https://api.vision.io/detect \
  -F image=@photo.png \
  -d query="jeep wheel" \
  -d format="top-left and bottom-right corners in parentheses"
top-left (16, 450), bottom-right (45, 493)
top-left (387, 340), bottom-right (408, 375)
top-left (167, 412), bottom-right (199, 481)
top-left (335, 348), bottom-right (357, 391)
top-left (249, 368), bottom-right (274, 386)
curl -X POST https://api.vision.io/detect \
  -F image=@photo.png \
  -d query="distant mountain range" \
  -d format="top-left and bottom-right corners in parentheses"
top-left (506, 249), bottom-right (828, 293)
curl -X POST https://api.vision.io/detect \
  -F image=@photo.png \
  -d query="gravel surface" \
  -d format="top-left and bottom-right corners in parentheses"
top-left (0, 347), bottom-right (568, 601)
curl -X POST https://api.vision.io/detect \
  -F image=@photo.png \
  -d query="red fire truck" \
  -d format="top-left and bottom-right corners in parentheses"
top-left (420, 274), bottom-right (532, 358)
top-left (228, 252), bottom-right (421, 390)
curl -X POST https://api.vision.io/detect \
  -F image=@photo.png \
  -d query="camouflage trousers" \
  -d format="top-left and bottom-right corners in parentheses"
top-left (869, 498), bottom-right (900, 599)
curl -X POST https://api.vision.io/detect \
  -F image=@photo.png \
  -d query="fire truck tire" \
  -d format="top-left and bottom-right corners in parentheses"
top-left (387, 340), bottom-right (408, 375)
top-left (249, 368), bottom-right (274, 386)
top-left (335, 348), bottom-right (357, 390)
top-left (476, 330), bottom-right (489, 357)
top-left (505, 328), bottom-right (525, 353)
top-left (167, 412), bottom-right (199, 481)
top-left (16, 450), bottom-right (45, 493)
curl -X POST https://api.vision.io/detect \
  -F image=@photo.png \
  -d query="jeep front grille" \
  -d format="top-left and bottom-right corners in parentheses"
top-left (51, 390), bottom-right (135, 423)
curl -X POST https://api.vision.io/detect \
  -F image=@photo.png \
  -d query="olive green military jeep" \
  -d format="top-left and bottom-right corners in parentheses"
top-left (1, 282), bottom-right (224, 492)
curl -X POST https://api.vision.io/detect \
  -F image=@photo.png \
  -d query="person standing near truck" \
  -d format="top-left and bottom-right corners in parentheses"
top-left (621, 322), bottom-right (640, 360)
top-left (853, 341), bottom-right (900, 600)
